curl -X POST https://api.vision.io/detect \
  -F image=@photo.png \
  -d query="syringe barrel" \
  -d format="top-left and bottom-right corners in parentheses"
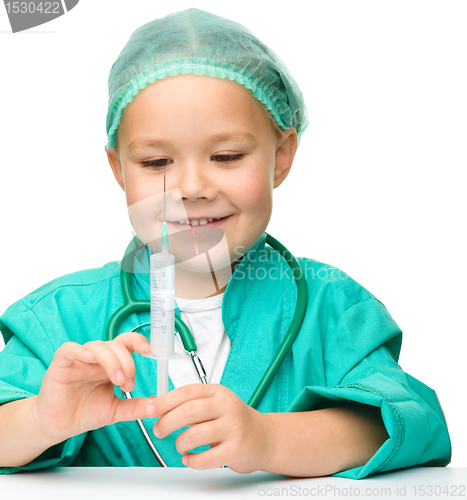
top-left (150, 249), bottom-right (175, 358)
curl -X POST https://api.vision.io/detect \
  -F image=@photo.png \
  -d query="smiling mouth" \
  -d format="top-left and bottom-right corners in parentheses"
top-left (167, 215), bottom-right (233, 227)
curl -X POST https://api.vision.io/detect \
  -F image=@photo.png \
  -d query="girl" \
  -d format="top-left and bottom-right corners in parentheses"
top-left (0, 8), bottom-right (451, 478)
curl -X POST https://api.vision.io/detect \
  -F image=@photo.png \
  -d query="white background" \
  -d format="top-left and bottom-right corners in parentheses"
top-left (0, 1), bottom-right (465, 467)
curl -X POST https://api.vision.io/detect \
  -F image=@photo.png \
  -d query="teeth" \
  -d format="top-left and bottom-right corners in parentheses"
top-left (177, 218), bottom-right (219, 225)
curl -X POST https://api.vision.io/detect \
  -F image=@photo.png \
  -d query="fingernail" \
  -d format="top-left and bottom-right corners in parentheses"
top-left (141, 340), bottom-right (150, 349)
top-left (153, 422), bottom-right (161, 437)
top-left (182, 455), bottom-right (188, 466)
top-left (116, 370), bottom-right (124, 380)
top-left (124, 379), bottom-right (134, 390)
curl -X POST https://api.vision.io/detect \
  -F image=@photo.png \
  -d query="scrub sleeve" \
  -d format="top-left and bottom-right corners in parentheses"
top-left (288, 295), bottom-right (452, 480)
top-left (0, 299), bottom-right (86, 474)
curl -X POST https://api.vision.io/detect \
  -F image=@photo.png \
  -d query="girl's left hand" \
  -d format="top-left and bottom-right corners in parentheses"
top-left (146, 384), bottom-right (274, 473)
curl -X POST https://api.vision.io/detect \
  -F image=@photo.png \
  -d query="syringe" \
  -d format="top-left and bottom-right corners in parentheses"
top-left (150, 222), bottom-right (176, 396)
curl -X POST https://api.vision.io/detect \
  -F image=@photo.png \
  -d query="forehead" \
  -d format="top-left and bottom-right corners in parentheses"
top-left (117, 74), bottom-right (270, 144)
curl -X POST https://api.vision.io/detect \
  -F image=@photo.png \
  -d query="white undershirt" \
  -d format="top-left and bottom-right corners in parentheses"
top-left (169, 293), bottom-right (231, 388)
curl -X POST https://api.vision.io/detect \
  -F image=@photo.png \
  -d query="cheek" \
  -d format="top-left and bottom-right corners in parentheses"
top-left (124, 169), bottom-right (157, 207)
top-left (230, 163), bottom-right (273, 215)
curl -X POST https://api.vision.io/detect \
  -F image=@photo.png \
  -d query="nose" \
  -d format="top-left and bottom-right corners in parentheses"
top-left (176, 162), bottom-right (216, 202)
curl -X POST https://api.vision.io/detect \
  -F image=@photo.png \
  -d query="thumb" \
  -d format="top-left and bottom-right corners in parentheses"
top-left (112, 394), bottom-right (158, 424)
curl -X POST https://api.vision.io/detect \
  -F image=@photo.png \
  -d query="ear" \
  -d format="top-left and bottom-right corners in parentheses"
top-left (105, 146), bottom-right (125, 191)
top-left (273, 127), bottom-right (298, 189)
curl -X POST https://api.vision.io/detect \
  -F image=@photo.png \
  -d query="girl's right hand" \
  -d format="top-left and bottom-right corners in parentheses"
top-left (31, 332), bottom-right (156, 441)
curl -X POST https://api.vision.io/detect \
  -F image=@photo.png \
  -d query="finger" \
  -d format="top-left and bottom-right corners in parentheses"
top-left (112, 394), bottom-right (159, 425)
top-left (109, 333), bottom-right (151, 390)
top-left (149, 384), bottom-right (218, 417)
top-left (155, 397), bottom-right (219, 439)
top-left (82, 340), bottom-right (131, 387)
top-left (175, 419), bottom-right (223, 456)
top-left (113, 331), bottom-right (151, 356)
top-left (182, 444), bottom-right (226, 470)
top-left (53, 342), bottom-right (97, 370)
top-left (107, 340), bottom-right (138, 391)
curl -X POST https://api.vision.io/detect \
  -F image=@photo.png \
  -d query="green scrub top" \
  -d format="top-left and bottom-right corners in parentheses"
top-left (0, 233), bottom-right (451, 477)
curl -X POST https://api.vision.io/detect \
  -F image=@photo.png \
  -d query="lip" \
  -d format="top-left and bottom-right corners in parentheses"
top-left (167, 215), bottom-right (233, 229)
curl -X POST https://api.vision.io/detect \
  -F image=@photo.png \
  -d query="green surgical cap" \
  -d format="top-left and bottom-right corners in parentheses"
top-left (106, 8), bottom-right (309, 150)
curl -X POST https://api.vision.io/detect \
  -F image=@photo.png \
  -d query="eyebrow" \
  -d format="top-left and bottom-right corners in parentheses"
top-left (127, 131), bottom-right (257, 154)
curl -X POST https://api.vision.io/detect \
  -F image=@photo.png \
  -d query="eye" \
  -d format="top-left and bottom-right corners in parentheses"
top-left (212, 154), bottom-right (244, 164)
top-left (140, 154), bottom-right (244, 170)
top-left (140, 158), bottom-right (173, 170)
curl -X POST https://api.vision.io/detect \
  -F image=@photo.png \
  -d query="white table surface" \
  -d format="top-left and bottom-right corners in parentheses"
top-left (1, 466), bottom-right (465, 499)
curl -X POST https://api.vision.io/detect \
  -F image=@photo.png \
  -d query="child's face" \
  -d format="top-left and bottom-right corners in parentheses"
top-left (105, 73), bottom-right (296, 267)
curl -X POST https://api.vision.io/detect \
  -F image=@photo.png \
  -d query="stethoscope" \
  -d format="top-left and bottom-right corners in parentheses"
top-left (105, 233), bottom-right (308, 467)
